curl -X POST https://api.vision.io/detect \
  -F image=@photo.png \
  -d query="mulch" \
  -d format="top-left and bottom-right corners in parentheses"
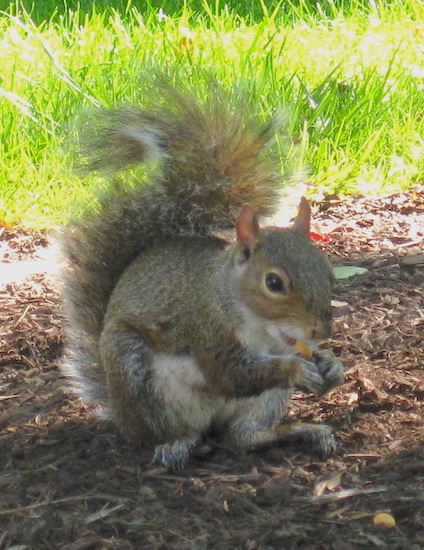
top-left (0, 188), bottom-right (423, 550)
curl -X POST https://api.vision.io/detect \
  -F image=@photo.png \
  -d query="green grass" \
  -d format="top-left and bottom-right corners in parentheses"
top-left (1, 0), bottom-right (424, 227)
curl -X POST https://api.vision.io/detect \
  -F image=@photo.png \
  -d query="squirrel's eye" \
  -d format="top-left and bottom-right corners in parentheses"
top-left (265, 272), bottom-right (285, 293)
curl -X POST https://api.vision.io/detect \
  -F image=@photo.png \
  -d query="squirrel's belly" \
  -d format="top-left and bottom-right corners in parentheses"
top-left (151, 352), bottom-right (225, 434)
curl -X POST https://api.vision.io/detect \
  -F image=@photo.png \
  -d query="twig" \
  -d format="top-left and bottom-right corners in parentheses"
top-left (310, 486), bottom-right (387, 503)
top-left (0, 494), bottom-right (129, 516)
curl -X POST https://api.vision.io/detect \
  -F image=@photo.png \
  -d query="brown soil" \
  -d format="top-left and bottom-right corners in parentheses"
top-left (1, 189), bottom-right (423, 550)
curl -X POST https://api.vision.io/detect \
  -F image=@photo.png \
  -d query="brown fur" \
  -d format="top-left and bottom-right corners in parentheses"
top-left (59, 78), bottom-right (342, 469)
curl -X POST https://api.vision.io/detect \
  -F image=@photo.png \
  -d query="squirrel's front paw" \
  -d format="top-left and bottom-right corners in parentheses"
top-left (298, 349), bottom-right (344, 395)
top-left (314, 349), bottom-right (344, 393)
top-left (152, 439), bottom-right (195, 471)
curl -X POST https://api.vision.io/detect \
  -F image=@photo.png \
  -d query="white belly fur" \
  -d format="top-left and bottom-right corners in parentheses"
top-left (151, 352), bottom-right (225, 434)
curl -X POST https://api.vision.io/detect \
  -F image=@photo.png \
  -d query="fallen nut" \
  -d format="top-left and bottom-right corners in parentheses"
top-left (373, 512), bottom-right (396, 528)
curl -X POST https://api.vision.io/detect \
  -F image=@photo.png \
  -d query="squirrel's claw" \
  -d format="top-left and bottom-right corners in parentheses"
top-left (152, 439), bottom-right (196, 471)
top-left (306, 424), bottom-right (337, 458)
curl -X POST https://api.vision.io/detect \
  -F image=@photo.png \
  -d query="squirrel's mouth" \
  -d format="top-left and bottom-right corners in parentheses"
top-left (278, 329), bottom-right (297, 348)
top-left (280, 331), bottom-right (297, 347)
top-left (264, 324), bottom-right (301, 354)
top-left (277, 328), bottom-right (316, 360)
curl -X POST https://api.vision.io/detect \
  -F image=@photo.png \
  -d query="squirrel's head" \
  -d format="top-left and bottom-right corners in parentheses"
top-left (231, 198), bottom-right (333, 353)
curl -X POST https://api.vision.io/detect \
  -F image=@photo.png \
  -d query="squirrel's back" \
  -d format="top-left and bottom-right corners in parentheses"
top-left (60, 77), bottom-right (291, 407)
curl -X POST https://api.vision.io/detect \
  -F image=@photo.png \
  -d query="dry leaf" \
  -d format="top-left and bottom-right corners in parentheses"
top-left (0, 218), bottom-right (13, 230)
top-left (333, 266), bottom-right (368, 279)
top-left (313, 472), bottom-right (342, 497)
top-left (310, 222), bottom-right (331, 243)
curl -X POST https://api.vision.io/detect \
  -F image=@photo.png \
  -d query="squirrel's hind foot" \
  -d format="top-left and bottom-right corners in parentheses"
top-left (231, 421), bottom-right (337, 460)
top-left (152, 438), bottom-right (197, 471)
top-left (299, 423), bottom-right (337, 458)
top-left (275, 422), bottom-right (337, 459)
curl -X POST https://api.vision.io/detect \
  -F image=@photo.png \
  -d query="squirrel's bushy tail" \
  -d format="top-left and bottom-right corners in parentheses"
top-left (60, 78), bottom-right (290, 406)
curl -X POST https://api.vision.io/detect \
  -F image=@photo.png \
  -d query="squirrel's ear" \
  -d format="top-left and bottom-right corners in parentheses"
top-left (235, 204), bottom-right (260, 262)
top-left (292, 196), bottom-right (311, 236)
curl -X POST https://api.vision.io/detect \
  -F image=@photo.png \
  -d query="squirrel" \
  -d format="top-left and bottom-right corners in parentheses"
top-left (60, 77), bottom-right (344, 470)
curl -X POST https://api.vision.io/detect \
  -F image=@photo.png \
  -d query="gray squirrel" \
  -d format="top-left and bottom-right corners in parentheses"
top-left (60, 78), bottom-right (344, 470)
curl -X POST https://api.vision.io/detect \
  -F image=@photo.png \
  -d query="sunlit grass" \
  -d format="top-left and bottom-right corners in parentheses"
top-left (1, 0), bottom-right (424, 227)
